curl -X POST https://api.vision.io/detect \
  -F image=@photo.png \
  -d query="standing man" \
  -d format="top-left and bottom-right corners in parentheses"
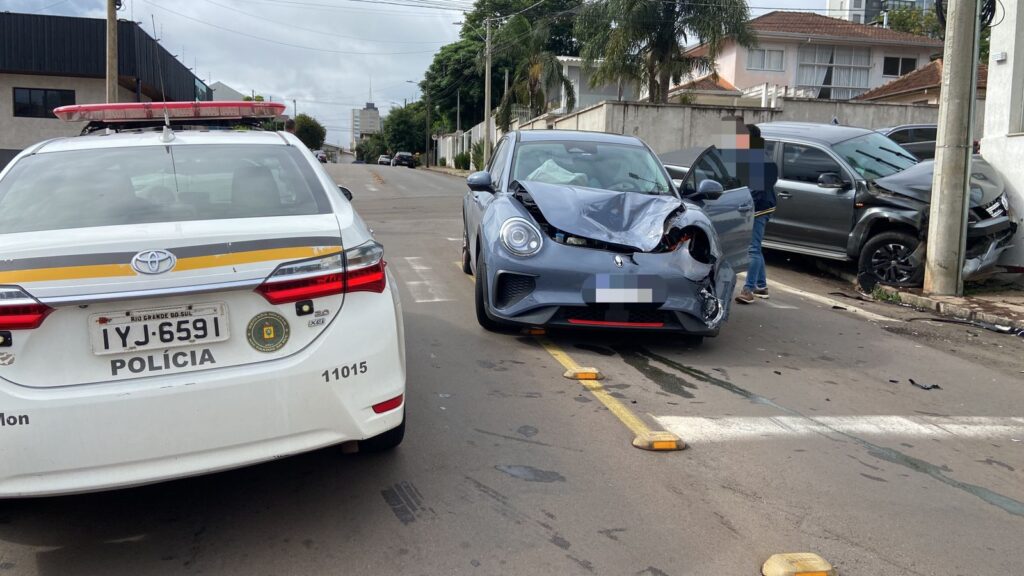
top-left (735, 123), bottom-right (777, 304)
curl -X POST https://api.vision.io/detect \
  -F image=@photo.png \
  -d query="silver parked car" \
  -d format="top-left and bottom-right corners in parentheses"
top-left (461, 130), bottom-right (754, 344)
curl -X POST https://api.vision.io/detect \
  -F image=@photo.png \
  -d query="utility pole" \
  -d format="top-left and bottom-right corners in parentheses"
top-left (106, 0), bottom-right (118, 103)
top-left (483, 17), bottom-right (492, 168)
top-left (924, 0), bottom-right (981, 295)
top-left (504, 69), bottom-right (509, 97)
top-left (456, 89), bottom-right (461, 132)
top-left (425, 89), bottom-right (431, 168)
top-left (292, 99), bottom-right (298, 119)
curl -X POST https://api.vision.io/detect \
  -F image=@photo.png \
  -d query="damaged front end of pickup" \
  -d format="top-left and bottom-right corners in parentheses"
top-left (476, 180), bottom-right (737, 334)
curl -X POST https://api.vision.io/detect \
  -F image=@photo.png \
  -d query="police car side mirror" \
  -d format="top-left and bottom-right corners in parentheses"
top-left (338, 186), bottom-right (353, 201)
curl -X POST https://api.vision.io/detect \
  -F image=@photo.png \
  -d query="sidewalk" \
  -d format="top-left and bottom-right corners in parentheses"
top-left (424, 166), bottom-right (469, 179)
top-left (876, 284), bottom-right (1024, 331)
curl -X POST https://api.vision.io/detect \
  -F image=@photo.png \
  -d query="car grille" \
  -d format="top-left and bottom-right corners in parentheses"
top-left (556, 305), bottom-right (677, 328)
top-left (494, 273), bottom-right (536, 309)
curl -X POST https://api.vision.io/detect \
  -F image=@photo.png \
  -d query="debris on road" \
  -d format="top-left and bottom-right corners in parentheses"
top-left (909, 378), bottom-right (942, 391)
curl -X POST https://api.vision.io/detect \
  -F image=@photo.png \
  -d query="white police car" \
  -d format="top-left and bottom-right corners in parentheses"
top-left (0, 102), bottom-right (406, 497)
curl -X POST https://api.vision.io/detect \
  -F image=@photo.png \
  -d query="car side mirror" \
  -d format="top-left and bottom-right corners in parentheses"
top-left (696, 179), bottom-right (725, 200)
top-left (338, 185), bottom-right (353, 201)
top-left (467, 171), bottom-right (494, 193)
top-left (818, 172), bottom-right (847, 190)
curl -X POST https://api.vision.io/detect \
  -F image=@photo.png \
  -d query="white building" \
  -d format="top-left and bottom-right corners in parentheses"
top-left (350, 102), bottom-right (380, 150)
top-left (826, 0), bottom-right (933, 25)
top-left (981, 1), bottom-right (1024, 269)
top-left (209, 81), bottom-right (246, 101)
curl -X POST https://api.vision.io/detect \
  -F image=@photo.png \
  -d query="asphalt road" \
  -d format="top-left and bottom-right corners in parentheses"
top-left (1, 162), bottom-right (1022, 576)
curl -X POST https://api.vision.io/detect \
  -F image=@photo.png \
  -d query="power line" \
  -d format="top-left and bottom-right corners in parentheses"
top-left (201, 0), bottom-right (454, 44)
top-left (139, 0), bottom-right (449, 55)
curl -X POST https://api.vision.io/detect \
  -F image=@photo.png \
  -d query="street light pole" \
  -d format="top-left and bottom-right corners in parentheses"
top-left (106, 0), bottom-right (118, 103)
top-left (483, 17), bottom-right (492, 169)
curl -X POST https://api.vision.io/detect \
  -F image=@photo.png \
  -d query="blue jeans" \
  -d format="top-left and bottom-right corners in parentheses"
top-left (744, 215), bottom-right (769, 291)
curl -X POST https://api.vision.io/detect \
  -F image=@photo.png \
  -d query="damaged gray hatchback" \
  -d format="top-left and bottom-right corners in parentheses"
top-left (462, 130), bottom-right (754, 343)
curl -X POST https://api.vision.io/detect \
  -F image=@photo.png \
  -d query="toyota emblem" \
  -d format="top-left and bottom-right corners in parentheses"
top-left (131, 249), bottom-right (177, 275)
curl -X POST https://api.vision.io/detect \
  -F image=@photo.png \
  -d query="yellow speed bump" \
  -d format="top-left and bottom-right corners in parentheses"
top-left (762, 553), bottom-right (835, 576)
top-left (535, 336), bottom-right (684, 452)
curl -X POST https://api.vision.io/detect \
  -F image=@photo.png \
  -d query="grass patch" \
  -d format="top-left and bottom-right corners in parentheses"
top-left (872, 286), bottom-right (903, 304)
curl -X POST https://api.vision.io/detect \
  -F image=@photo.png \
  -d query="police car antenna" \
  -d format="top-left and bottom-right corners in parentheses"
top-left (150, 15), bottom-right (171, 133)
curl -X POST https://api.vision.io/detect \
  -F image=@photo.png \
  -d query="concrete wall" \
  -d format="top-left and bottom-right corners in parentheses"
top-left (777, 97), bottom-right (985, 138)
top-left (981, 0), bottom-right (1024, 267)
top-left (0, 73), bottom-right (144, 165)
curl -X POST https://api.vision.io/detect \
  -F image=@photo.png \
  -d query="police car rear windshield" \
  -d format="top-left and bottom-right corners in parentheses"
top-left (0, 145), bottom-right (331, 234)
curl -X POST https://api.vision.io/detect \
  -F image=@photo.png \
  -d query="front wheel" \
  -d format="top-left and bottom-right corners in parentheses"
top-left (858, 231), bottom-right (925, 290)
top-left (462, 226), bottom-right (473, 275)
top-left (474, 262), bottom-right (502, 331)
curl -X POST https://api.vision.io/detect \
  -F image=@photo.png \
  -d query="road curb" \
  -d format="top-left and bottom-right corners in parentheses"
top-left (424, 166), bottom-right (470, 178)
top-left (877, 285), bottom-right (1024, 330)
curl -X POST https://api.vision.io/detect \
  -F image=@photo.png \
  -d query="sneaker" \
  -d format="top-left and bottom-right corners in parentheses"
top-left (735, 289), bottom-right (755, 304)
top-left (753, 287), bottom-right (770, 299)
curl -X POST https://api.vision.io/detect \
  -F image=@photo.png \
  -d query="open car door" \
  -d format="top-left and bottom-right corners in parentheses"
top-left (678, 146), bottom-right (754, 271)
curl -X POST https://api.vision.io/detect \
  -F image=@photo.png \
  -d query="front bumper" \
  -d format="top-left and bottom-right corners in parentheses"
top-left (964, 218), bottom-right (1016, 279)
top-left (0, 288), bottom-right (406, 498)
top-left (482, 240), bottom-right (734, 336)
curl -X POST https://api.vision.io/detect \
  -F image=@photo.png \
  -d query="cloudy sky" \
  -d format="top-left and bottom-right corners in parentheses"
top-left (4, 0), bottom-right (821, 146)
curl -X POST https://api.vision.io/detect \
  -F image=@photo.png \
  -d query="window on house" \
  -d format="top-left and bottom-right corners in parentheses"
top-left (747, 48), bottom-right (785, 71)
top-left (797, 45), bottom-right (871, 100)
top-left (853, 0), bottom-right (863, 8)
top-left (852, 14), bottom-right (863, 23)
top-left (883, 57), bottom-right (918, 76)
top-left (12, 88), bottom-right (76, 118)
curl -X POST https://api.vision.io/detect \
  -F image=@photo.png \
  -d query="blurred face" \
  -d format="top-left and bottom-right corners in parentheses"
top-left (717, 120), bottom-right (749, 149)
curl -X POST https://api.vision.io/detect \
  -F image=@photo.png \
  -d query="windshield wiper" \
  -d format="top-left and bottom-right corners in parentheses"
top-left (879, 146), bottom-right (918, 163)
top-left (628, 172), bottom-right (666, 194)
top-left (854, 149), bottom-right (902, 172)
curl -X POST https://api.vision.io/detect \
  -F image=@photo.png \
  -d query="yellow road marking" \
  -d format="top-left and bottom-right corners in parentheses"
top-left (453, 262), bottom-right (683, 451)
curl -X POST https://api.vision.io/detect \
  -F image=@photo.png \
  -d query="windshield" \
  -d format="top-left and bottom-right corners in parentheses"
top-left (0, 144), bottom-right (329, 234)
top-left (831, 133), bottom-right (918, 180)
top-left (511, 140), bottom-right (673, 195)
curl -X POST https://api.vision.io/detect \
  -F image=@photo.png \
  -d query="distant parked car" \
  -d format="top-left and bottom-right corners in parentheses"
top-left (391, 152), bottom-right (415, 168)
top-left (755, 122), bottom-right (1014, 288)
top-left (313, 150), bottom-right (327, 163)
top-left (377, 155), bottom-right (391, 166)
top-left (876, 125), bottom-right (937, 160)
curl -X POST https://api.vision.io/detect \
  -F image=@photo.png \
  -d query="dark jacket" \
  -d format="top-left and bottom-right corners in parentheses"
top-left (730, 149), bottom-right (778, 216)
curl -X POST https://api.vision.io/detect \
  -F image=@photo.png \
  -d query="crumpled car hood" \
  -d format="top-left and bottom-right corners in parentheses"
top-left (872, 158), bottom-right (1003, 207)
top-left (518, 181), bottom-right (683, 252)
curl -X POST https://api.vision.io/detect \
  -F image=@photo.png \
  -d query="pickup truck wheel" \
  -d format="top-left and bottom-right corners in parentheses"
top-left (858, 231), bottom-right (925, 289)
top-left (475, 262), bottom-right (502, 331)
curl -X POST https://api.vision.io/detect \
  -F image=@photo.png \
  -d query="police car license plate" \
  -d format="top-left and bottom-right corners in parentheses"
top-left (89, 302), bottom-right (230, 356)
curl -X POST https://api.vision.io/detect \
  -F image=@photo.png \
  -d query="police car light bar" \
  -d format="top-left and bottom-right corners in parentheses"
top-left (52, 101), bottom-right (287, 123)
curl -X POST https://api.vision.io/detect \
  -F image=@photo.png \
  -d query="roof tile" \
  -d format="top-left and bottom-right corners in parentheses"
top-left (750, 11), bottom-right (944, 47)
top-left (855, 59), bottom-right (987, 101)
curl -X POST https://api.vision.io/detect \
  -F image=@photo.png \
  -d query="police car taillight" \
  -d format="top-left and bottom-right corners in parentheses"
top-left (0, 287), bottom-right (53, 330)
top-left (255, 242), bottom-right (386, 305)
top-left (52, 101), bottom-right (286, 123)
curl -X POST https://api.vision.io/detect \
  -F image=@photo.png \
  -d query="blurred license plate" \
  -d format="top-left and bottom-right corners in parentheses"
top-left (584, 275), bottom-right (666, 304)
top-left (89, 302), bottom-right (229, 355)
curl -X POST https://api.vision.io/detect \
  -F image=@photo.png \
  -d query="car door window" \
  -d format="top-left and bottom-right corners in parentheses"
top-left (488, 138), bottom-right (510, 189)
top-left (887, 129), bottom-right (912, 144)
top-left (781, 143), bottom-right (842, 183)
top-left (912, 127), bottom-right (936, 143)
top-left (682, 148), bottom-right (741, 195)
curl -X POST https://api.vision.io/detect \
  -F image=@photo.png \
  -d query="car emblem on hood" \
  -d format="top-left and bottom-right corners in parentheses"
top-left (131, 249), bottom-right (177, 275)
top-left (614, 255), bottom-right (624, 268)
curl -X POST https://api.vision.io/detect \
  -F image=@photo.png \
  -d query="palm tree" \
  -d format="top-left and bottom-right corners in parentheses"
top-left (575, 0), bottom-right (754, 104)
top-left (494, 14), bottom-right (576, 130)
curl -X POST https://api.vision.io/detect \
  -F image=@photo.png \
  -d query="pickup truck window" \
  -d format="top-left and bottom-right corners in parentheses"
top-left (781, 143), bottom-right (842, 184)
top-left (831, 133), bottom-right (917, 180)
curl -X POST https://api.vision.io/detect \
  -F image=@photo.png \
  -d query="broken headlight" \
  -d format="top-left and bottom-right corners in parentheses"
top-left (500, 217), bottom-right (543, 257)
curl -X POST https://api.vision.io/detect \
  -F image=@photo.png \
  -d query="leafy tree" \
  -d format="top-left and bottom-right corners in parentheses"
top-left (356, 132), bottom-right (387, 162)
top-left (494, 14), bottom-right (576, 129)
top-left (423, 39), bottom-right (487, 132)
top-left (242, 95), bottom-right (266, 102)
top-left (383, 101), bottom-right (426, 154)
top-left (294, 113), bottom-right (326, 150)
top-left (886, 6), bottom-right (989, 61)
top-left (462, 0), bottom-right (583, 57)
top-left (575, 0), bottom-right (754, 104)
